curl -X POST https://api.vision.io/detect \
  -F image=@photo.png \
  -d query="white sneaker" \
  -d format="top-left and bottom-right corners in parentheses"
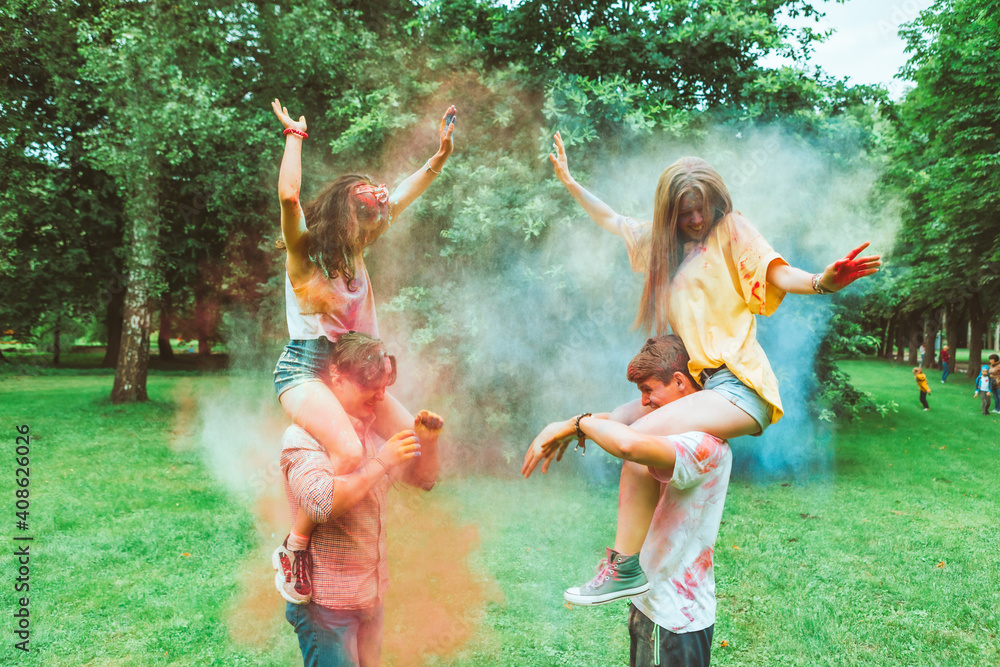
top-left (272, 538), bottom-right (312, 604)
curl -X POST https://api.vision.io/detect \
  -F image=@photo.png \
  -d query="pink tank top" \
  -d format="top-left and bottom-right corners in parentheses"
top-left (284, 257), bottom-right (379, 342)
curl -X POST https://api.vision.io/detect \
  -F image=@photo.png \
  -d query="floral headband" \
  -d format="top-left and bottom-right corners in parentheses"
top-left (355, 183), bottom-right (389, 204)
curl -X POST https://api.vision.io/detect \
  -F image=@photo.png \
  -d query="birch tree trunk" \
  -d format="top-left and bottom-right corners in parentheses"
top-left (111, 162), bottom-right (159, 403)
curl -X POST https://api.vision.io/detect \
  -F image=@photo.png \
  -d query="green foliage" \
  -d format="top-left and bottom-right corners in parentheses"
top-left (884, 0), bottom-right (1000, 347)
top-left (4, 0), bottom-right (896, 413)
top-left (0, 0), bottom-right (125, 340)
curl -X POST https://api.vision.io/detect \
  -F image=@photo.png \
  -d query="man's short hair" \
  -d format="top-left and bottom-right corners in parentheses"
top-left (990, 354), bottom-right (999, 363)
top-left (626, 334), bottom-right (696, 386)
top-left (330, 331), bottom-right (397, 388)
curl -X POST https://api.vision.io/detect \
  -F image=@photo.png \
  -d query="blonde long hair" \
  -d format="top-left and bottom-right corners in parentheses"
top-left (635, 157), bottom-right (733, 334)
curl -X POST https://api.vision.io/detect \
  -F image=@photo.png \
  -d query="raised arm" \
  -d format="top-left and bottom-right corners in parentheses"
top-left (768, 242), bottom-right (882, 295)
top-left (397, 410), bottom-right (443, 490)
top-left (388, 105), bottom-right (456, 221)
top-left (271, 98), bottom-right (310, 263)
top-left (549, 131), bottom-right (625, 237)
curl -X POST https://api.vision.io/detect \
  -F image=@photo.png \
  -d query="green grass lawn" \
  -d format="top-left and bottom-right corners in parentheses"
top-left (1, 359), bottom-right (998, 665)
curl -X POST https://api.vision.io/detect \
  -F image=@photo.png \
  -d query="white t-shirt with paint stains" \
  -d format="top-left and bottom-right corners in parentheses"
top-left (632, 431), bottom-right (732, 633)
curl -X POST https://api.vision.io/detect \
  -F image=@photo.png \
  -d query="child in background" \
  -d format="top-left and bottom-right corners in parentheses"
top-left (988, 355), bottom-right (1000, 414)
top-left (914, 367), bottom-right (931, 411)
top-left (940, 345), bottom-right (951, 383)
top-left (973, 365), bottom-right (995, 416)
top-left (269, 98), bottom-right (456, 604)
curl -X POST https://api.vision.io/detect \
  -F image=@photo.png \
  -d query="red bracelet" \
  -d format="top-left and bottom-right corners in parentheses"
top-left (283, 128), bottom-right (308, 139)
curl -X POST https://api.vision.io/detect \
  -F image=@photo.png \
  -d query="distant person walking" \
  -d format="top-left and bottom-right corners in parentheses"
top-left (973, 365), bottom-right (996, 416)
top-left (913, 367), bottom-right (931, 411)
top-left (940, 345), bottom-right (951, 383)
top-left (989, 355), bottom-right (1000, 414)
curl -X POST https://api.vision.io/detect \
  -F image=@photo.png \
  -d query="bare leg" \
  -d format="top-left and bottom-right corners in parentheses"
top-left (614, 461), bottom-right (661, 553)
top-left (614, 390), bottom-right (760, 555)
top-left (279, 381), bottom-right (363, 475)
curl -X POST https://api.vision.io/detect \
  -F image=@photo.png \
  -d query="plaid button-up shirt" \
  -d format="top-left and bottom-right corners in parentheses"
top-left (281, 421), bottom-right (389, 610)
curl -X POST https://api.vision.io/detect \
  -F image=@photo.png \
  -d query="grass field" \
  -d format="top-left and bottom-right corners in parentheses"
top-left (1, 358), bottom-right (998, 666)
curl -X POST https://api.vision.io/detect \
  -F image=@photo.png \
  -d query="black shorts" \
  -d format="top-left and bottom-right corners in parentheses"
top-left (629, 604), bottom-right (713, 667)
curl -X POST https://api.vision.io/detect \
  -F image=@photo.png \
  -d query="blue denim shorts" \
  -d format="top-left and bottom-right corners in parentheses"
top-left (273, 338), bottom-right (333, 398)
top-left (702, 366), bottom-right (774, 435)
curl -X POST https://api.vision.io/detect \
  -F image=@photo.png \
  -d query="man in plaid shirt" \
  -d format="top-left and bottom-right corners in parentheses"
top-left (281, 332), bottom-right (442, 666)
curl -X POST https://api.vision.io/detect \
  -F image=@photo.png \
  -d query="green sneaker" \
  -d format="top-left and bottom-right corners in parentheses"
top-left (564, 548), bottom-right (649, 606)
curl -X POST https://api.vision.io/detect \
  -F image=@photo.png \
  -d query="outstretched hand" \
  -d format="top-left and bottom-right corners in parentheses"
top-left (521, 419), bottom-right (576, 479)
top-left (821, 242), bottom-right (881, 291)
top-left (271, 98), bottom-right (307, 134)
top-left (548, 131), bottom-right (573, 185)
top-left (438, 105), bottom-right (457, 157)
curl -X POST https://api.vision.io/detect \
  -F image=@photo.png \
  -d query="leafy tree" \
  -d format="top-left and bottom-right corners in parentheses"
top-left (0, 0), bottom-right (124, 363)
top-left (888, 0), bottom-right (1000, 375)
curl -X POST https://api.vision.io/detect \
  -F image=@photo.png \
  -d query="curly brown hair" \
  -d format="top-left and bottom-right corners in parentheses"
top-left (301, 174), bottom-right (389, 291)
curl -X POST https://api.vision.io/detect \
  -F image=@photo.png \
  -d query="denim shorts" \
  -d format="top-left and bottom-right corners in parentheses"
top-left (273, 338), bottom-right (333, 398)
top-left (702, 366), bottom-right (774, 435)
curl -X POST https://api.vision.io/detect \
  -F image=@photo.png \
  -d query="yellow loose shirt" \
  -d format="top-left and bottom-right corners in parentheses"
top-left (620, 213), bottom-right (787, 424)
top-left (915, 373), bottom-right (931, 394)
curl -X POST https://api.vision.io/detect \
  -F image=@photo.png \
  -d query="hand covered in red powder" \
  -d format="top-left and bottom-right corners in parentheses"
top-left (413, 410), bottom-right (444, 445)
top-left (820, 242), bottom-right (881, 291)
top-left (522, 419), bottom-right (576, 478)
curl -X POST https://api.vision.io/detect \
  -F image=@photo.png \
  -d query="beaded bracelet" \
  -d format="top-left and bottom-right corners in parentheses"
top-left (424, 161), bottom-right (442, 175)
top-left (811, 273), bottom-right (832, 295)
top-left (283, 127), bottom-right (308, 139)
top-left (574, 413), bottom-right (592, 455)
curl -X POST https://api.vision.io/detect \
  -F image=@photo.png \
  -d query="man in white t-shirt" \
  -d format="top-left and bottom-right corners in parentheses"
top-left (523, 335), bottom-right (731, 667)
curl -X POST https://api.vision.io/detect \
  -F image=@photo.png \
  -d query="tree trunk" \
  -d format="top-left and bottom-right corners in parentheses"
top-left (967, 294), bottom-right (987, 377)
top-left (195, 284), bottom-right (210, 355)
top-left (994, 320), bottom-right (999, 352)
top-left (111, 162), bottom-right (160, 404)
top-left (923, 311), bottom-right (939, 369)
top-left (157, 291), bottom-right (175, 361)
top-left (52, 315), bottom-right (61, 366)
top-left (908, 313), bottom-right (921, 366)
top-left (945, 303), bottom-right (962, 363)
top-left (884, 317), bottom-right (897, 359)
top-left (896, 315), bottom-right (907, 362)
top-left (102, 284), bottom-right (125, 368)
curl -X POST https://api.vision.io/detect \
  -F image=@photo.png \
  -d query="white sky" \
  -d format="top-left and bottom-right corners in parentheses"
top-left (760, 0), bottom-right (936, 99)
